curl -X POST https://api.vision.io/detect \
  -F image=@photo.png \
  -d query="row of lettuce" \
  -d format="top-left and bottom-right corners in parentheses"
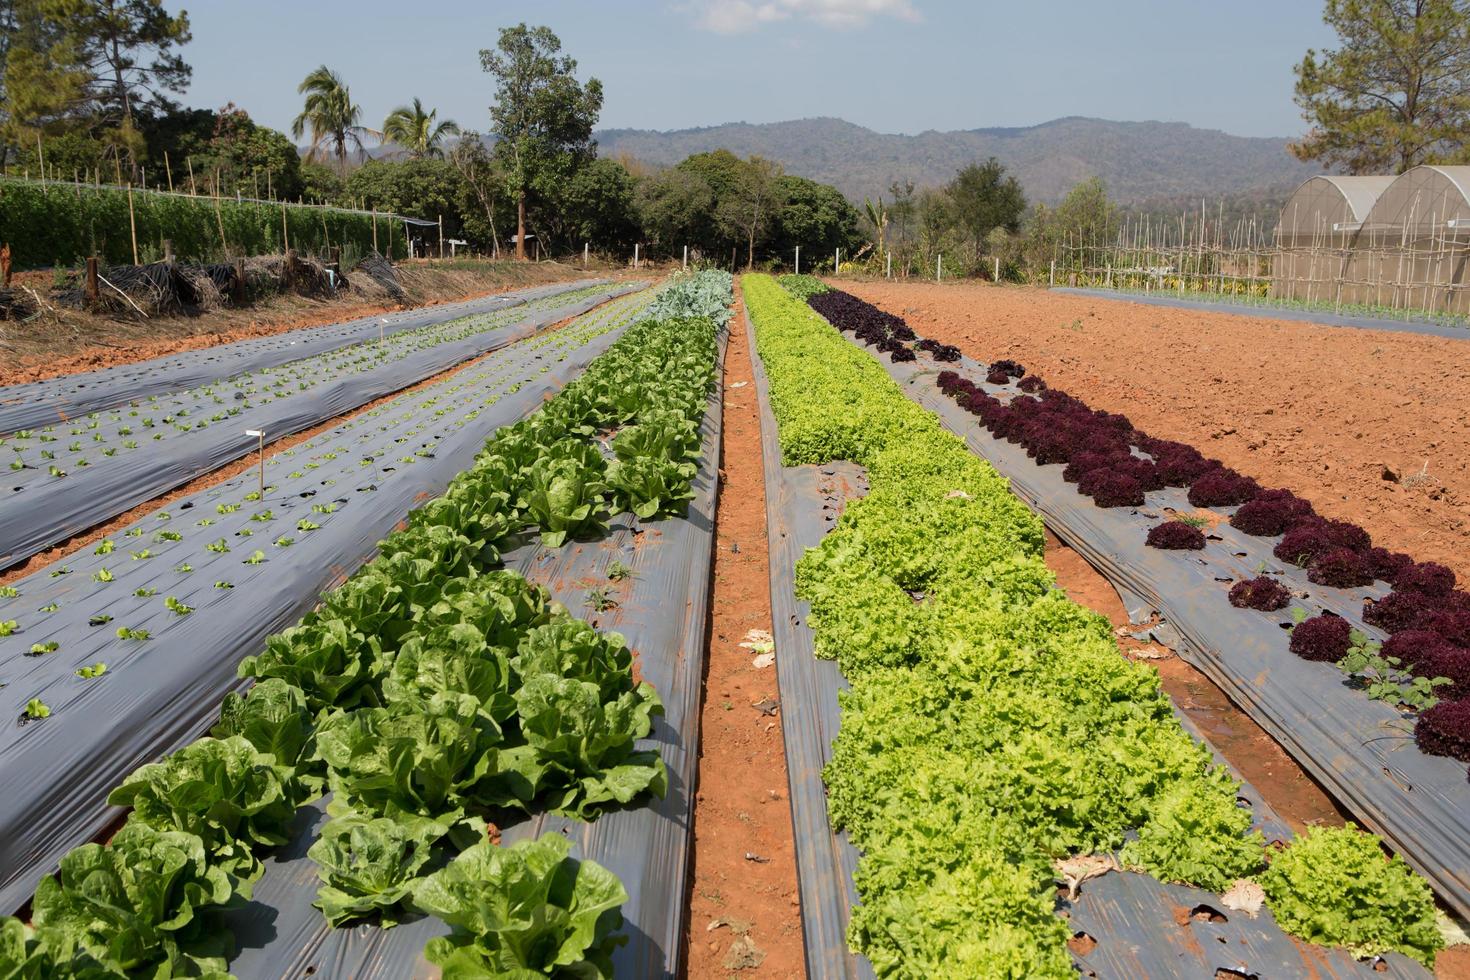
top-left (801, 277), bottom-right (1470, 778)
top-left (750, 274), bottom-right (1442, 973)
top-left (0, 271), bottom-right (732, 978)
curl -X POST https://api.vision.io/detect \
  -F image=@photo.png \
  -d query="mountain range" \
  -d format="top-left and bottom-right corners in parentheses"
top-left (594, 116), bottom-right (1319, 207)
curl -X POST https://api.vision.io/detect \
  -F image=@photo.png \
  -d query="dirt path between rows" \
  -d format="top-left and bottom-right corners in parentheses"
top-left (683, 285), bottom-right (804, 979)
top-left (840, 280), bottom-right (1470, 583)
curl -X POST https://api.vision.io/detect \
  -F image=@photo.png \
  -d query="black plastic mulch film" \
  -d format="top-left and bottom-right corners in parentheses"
top-left (0, 289), bottom-right (653, 918)
top-left (0, 279), bottom-right (599, 435)
top-left (742, 305), bottom-right (1428, 979)
top-left (0, 280), bottom-right (639, 571)
top-left (218, 317), bottom-right (728, 979)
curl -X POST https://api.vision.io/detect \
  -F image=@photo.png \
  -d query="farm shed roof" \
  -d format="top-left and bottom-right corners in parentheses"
top-left (1358, 165), bottom-right (1470, 245)
top-left (1274, 175), bottom-right (1394, 246)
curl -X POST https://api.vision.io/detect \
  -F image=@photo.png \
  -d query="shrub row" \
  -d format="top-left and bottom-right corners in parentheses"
top-left (0, 273), bottom-right (730, 978)
top-left (756, 274), bottom-right (1443, 970)
top-left (0, 177), bottom-right (406, 269)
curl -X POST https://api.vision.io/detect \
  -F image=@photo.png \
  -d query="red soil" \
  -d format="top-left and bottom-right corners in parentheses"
top-left (684, 284), bottom-right (805, 978)
top-left (842, 280), bottom-right (1470, 583)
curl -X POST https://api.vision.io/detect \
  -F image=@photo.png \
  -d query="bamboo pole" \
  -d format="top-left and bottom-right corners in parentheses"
top-left (164, 151), bottom-right (173, 192)
top-left (127, 184), bottom-right (139, 265)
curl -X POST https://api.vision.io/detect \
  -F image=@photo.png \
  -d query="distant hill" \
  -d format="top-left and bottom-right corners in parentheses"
top-left (594, 116), bottom-right (1317, 207)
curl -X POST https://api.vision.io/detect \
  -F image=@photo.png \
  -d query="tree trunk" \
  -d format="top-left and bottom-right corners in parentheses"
top-left (516, 190), bottom-right (528, 261)
top-left (747, 229), bottom-right (755, 271)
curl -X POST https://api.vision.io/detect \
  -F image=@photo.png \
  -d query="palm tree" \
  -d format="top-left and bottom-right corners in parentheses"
top-left (382, 98), bottom-right (460, 159)
top-left (291, 66), bottom-right (373, 175)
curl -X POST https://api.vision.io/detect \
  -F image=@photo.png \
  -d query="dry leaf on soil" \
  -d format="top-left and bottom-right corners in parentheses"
top-left (1220, 879), bottom-right (1266, 918)
top-left (1054, 853), bottom-right (1119, 900)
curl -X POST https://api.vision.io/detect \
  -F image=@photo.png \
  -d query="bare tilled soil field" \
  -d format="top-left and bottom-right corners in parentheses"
top-left (843, 280), bottom-right (1470, 582)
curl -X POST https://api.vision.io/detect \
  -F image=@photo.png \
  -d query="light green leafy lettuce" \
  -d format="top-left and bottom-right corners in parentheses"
top-left (413, 834), bottom-right (627, 979)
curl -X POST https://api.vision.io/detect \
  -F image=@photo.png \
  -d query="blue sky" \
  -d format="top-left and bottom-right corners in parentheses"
top-left (181, 0), bottom-right (1334, 139)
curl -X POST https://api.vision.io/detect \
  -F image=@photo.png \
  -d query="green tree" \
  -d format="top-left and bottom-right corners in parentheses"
top-left (551, 156), bottom-right (637, 251)
top-left (300, 160), bottom-right (346, 205)
top-left (946, 157), bottom-right (1026, 256)
top-left (448, 131), bottom-right (509, 253)
top-left (1021, 177), bottom-right (1120, 277)
top-left (716, 155), bottom-right (784, 270)
top-left (346, 158), bottom-right (467, 243)
top-left (292, 66), bottom-right (373, 176)
top-left (1293, 0), bottom-right (1470, 172)
top-left (634, 166), bottom-right (716, 256)
top-left (480, 23), bottom-right (603, 260)
top-left (0, 0), bottom-right (89, 162)
top-left (770, 174), bottom-right (861, 264)
top-left (381, 97), bottom-right (459, 159)
top-left (71, 0), bottom-right (192, 129)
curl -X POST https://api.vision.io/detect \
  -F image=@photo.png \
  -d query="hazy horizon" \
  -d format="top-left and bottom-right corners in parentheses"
top-left (180, 0), bottom-right (1333, 142)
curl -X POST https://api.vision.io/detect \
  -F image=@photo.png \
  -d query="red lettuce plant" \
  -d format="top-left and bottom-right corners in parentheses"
top-left (1187, 468), bottom-right (1262, 508)
top-left (1395, 562), bottom-right (1457, 598)
top-left (1289, 614), bottom-right (1352, 662)
top-left (1414, 700), bottom-right (1470, 763)
top-left (1308, 548), bottom-right (1373, 589)
top-left (1230, 490), bottom-right (1316, 536)
top-left (1229, 576), bottom-right (1292, 611)
top-left (1146, 521), bottom-right (1206, 550)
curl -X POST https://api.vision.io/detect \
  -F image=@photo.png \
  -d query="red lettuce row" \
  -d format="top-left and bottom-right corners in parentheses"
top-left (813, 288), bottom-right (1470, 762)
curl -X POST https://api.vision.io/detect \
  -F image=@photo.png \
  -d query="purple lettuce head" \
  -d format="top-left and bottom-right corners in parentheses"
top-left (1365, 548), bottom-right (1415, 585)
top-left (1289, 614), bottom-right (1352, 663)
top-left (1414, 699), bottom-right (1470, 763)
top-left (1395, 562), bottom-right (1458, 598)
top-left (1274, 519), bottom-right (1372, 567)
top-left (1187, 468), bottom-right (1262, 508)
top-left (1307, 548), bottom-right (1374, 589)
top-left (1229, 576), bottom-right (1292, 611)
top-left (1146, 520), bottom-right (1206, 550)
top-left (1017, 375), bottom-right (1046, 393)
top-left (1229, 490), bottom-right (1316, 537)
top-left (1078, 469), bottom-right (1145, 508)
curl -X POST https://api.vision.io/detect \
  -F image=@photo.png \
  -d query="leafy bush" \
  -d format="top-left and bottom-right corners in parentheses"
top-left (1365, 547), bottom-right (1415, 585)
top-left (1187, 468), bottom-right (1261, 508)
top-left (413, 834), bottom-right (627, 978)
top-left (1228, 576), bottom-right (1292, 611)
top-left (1145, 521), bottom-right (1206, 550)
top-left (309, 812), bottom-right (446, 928)
top-left (1274, 519), bottom-right (1372, 567)
top-left (1260, 825), bottom-right (1442, 966)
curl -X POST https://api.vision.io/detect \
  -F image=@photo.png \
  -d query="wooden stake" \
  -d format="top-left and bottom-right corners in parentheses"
top-left (187, 156), bottom-right (196, 195)
top-left (2, 244), bottom-right (13, 288)
top-left (281, 202), bottom-right (289, 252)
top-left (84, 256), bottom-right (99, 305)
top-left (438, 214), bottom-right (444, 259)
top-left (246, 430), bottom-right (266, 499)
top-left (127, 184), bottom-right (139, 265)
top-left (36, 134), bottom-right (45, 196)
top-left (164, 151), bottom-right (173, 192)
top-left (371, 207), bottom-right (378, 253)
